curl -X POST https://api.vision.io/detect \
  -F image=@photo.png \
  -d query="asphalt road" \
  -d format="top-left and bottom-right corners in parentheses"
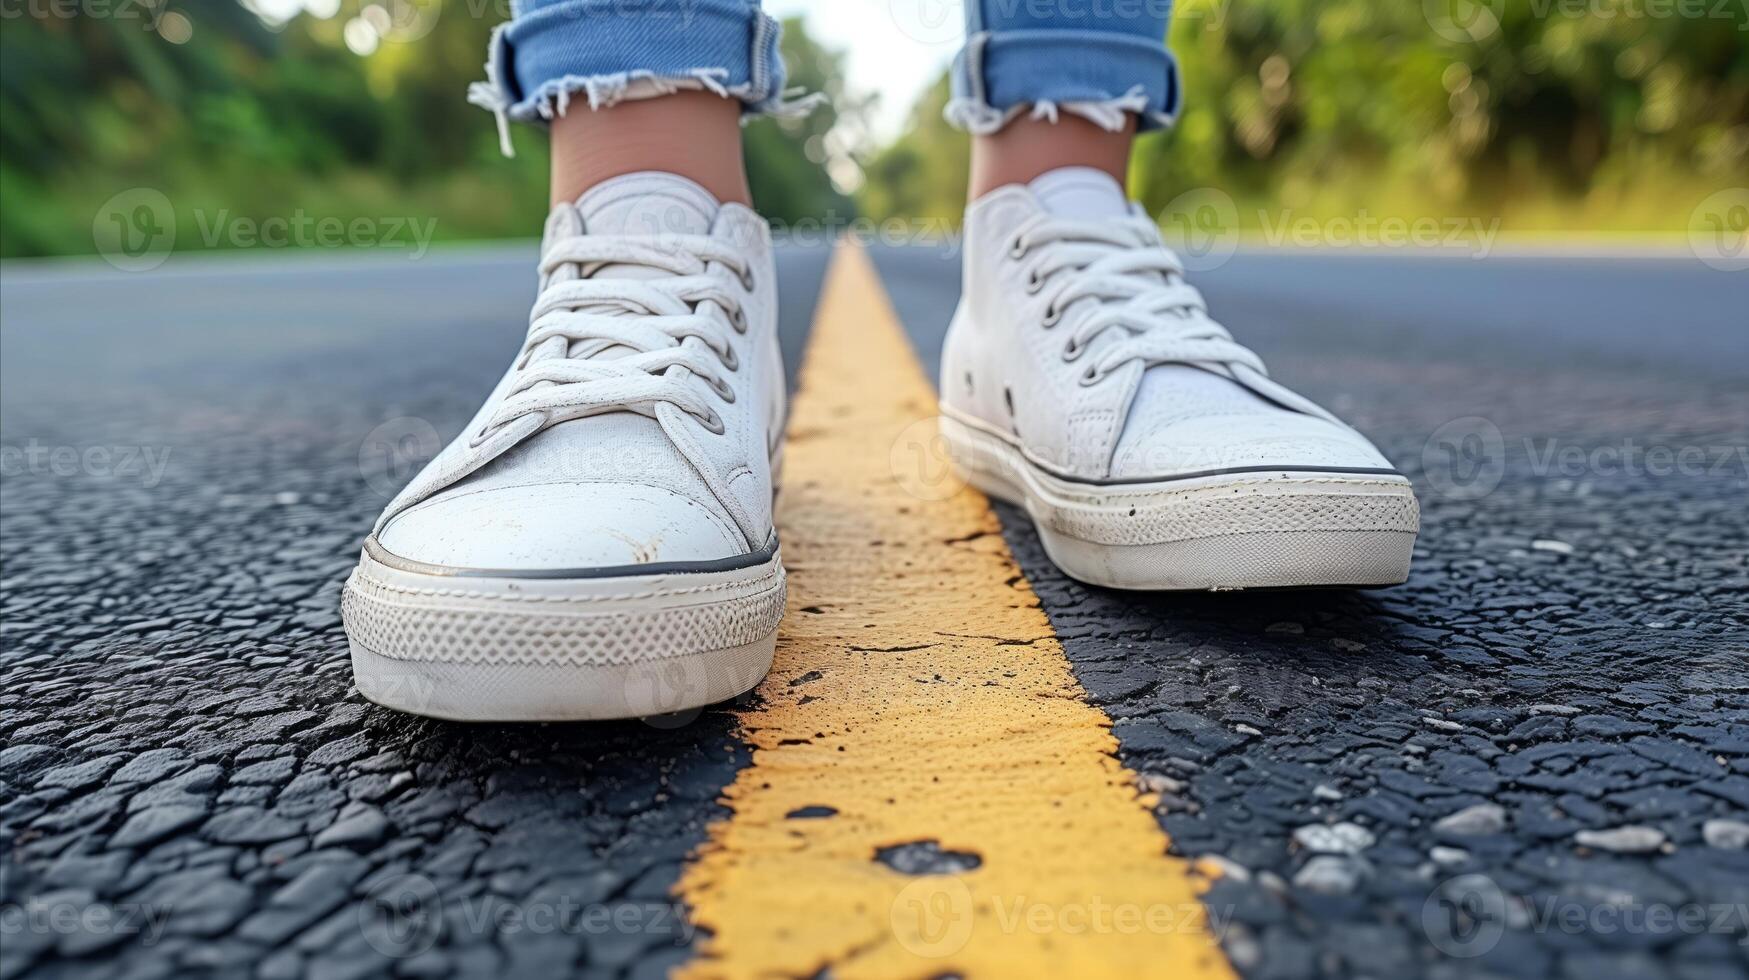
top-left (2, 243), bottom-right (1746, 980)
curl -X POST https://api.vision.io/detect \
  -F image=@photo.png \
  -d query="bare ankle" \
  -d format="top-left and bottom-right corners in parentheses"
top-left (549, 91), bottom-right (752, 207)
top-left (968, 112), bottom-right (1137, 201)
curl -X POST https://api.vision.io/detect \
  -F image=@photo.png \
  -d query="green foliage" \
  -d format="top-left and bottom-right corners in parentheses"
top-left (863, 0), bottom-right (1749, 233)
top-left (1138, 0), bottom-right (1749, 229)
top-left (857, 75), bottom-right (968, 228)
top-left (5, 2), bottom-right (1745, 258)
top-left (0, 6), bottom-right (850, 257)
top-left (745, 17), bottom-right (859, 220)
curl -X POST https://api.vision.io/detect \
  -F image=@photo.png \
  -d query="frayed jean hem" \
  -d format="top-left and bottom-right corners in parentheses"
top-left (468, 11), bottom-right (815, 158)
top-left (946, 29), bottom-right (1181, 135)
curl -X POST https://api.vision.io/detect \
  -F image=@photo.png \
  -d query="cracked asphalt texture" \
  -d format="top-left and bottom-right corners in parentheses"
top-left (874, 245), bottom-right (1749, 980)
top-left (3, 244), bottom-right (1747, 980)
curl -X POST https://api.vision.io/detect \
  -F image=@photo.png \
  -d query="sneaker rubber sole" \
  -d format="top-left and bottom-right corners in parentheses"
top-left (341, 538), bottom-right (785, 721)
top-left (940, 410), bottom-right (1419, 591)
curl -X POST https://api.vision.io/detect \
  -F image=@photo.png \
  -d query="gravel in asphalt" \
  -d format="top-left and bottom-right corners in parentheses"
top-left (869, 245), bottom-right (1749, 980)
top-left (2, 244), bottom-right (1746, 980)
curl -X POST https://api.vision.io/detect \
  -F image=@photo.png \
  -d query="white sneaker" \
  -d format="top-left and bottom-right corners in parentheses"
top-left (939, 167), bottom-right (1419, 590)
top-left (342, 173), bottom-right (787, 720)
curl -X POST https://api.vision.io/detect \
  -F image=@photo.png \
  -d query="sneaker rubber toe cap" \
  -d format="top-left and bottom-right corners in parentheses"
top-left (374, 482), bottom-right (746, 573)
top-left (1109, 411), bottom-right (1396, 481)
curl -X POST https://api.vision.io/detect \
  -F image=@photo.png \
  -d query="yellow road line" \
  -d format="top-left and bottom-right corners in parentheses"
top-left (676, 242), bottom-right (1235, 980)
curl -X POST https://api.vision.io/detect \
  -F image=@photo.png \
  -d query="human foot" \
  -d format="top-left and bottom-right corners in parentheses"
top-left (939, 167), bottom-right (1419, 590)
top-left (342, 172), bottom-right (786, 719)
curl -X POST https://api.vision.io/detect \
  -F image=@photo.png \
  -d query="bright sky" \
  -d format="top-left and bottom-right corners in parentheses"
top-left (765, 0), bottom-right (958, 142)
top-left (241, 0), bottom-right (953, 141)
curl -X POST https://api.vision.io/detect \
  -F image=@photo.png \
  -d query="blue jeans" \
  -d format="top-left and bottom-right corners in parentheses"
top-left (471, 0), bottom-right (1179, 154)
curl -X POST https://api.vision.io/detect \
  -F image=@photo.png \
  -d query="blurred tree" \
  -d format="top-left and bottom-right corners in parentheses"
top-left (0, 5), bottom-right (855, 256)
top-left (744, 16), bottom-right (863, 221)
top-left (859, 0), bottom-right (1749, 234)
top-left (857, 75), bottom-right (967, 228)
top-left (5, 1), bottom-right (1746, 257)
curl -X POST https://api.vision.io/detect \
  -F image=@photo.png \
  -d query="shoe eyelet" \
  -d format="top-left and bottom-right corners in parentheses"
top-left (698, 410), bottom-right (726, 435)
top-left (718, 344), bottom-right (739, 370)
top-left (1025, 271), bottom-right (1043, 295)
top-left (730, 306), bottom-right (748, 333)
top-left (1079, 366), bottom-right (1102, 386)
top-left (710, 376), bottom-right (737, 403)
top-left (1007, 237), bottom-right (1027, 260)
top-left (1062, 338), bottom-right (1083, 361)
top-left (1041, 304), bottom-right (1061, 328)
top-left (738, 266), bottom-right (756, 291)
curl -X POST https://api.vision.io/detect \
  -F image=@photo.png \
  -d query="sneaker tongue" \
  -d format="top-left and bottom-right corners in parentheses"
top-left (540, 172), bottom-right (722, 287)
top-left (576, 171), bottom-right (718, 239)
top-left (1028, 166), bottom-right (1129, 219)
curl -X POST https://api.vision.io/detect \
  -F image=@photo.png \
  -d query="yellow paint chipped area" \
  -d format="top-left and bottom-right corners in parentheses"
top-left (675, 243), bottom-right (1235, 980)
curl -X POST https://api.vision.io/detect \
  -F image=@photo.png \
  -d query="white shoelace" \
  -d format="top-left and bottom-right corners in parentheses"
top-left (473, 233), bottom-right (749, 446)
top-left (1010, 215), bottom-right (1267, 385)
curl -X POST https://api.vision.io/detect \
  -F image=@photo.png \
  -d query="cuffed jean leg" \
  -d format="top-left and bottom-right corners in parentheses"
top-left (468, 0), bottom-right (797, 156)
top-left (948, 0), bottom-right (1182, 134)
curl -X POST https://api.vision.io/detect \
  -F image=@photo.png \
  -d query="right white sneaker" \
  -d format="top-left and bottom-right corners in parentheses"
top-left (940, 168), bottom-right (1419, 590)
top-left (342, 173), bottom-right (787, 721)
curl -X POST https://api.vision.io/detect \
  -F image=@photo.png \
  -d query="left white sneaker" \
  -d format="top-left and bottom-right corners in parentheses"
top-left (939, 167), bottom-right (1419, 590)
top-left (341, 173), bottom-right (787, 720)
